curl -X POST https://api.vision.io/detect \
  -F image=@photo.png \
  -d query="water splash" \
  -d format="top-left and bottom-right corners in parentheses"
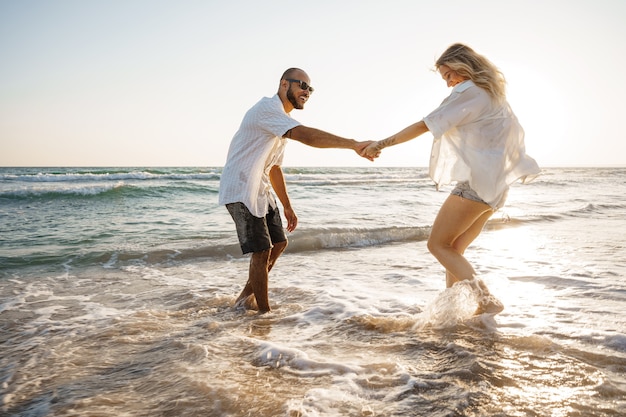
top-left (414, 280), bottom-right (480, 329)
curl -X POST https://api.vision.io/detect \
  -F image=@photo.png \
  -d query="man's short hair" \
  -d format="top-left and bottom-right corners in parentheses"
top-left (280, 68), bottom-right (303, 81)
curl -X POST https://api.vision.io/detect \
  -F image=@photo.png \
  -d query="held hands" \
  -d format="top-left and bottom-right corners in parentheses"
top-left (355, 141), bottom-right (381, 161)
top-left (359, 141), bottom-right (382, 160)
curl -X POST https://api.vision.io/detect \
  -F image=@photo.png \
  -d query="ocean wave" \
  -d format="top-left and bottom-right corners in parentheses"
top-left (1, 167), bottom-right (430, 186)
top-left (0, 168), bottom-right (221, 199)
top-left (569, 202), bottom-right (626, 216)
top-left (0, 181), bottom-right (219, 199)
top-left (1, 169), bottom-right (221, 183)
top-left (0, 226), bottom-right (432, 271)
top-left (282, 167), bottom-right (430, 187)
top-left (0, 182), bottom-right (127, 198)
top-left (287, 226), bottom-right (430, 252)
top-left (0, 215), bottom-right (579, 271)
top-left (284, 174), bottom-right (431, 187)
top-left (492, 203), bottom-right (626, 226)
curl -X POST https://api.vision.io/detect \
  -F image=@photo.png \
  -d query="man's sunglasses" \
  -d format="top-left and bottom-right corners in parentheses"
top-left (285, 79), bottom-right (314, 93)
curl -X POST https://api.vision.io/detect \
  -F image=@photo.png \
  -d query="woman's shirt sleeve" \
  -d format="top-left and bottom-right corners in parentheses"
top-left (423, 81), bottom-right (490, 139)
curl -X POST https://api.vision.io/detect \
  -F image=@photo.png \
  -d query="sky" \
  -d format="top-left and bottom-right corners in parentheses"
top-left (1, 0), bottom-right (625, 168)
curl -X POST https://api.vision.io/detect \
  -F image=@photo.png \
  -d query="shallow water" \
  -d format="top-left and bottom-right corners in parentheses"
top-left (1, 167), bottom-right (625, 416)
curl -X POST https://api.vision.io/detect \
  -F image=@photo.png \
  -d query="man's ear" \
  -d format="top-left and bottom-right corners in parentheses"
top-left (277, 79), bottom-right (286, 95)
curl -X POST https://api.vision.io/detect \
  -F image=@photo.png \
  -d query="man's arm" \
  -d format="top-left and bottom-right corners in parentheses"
top-left (269, 165), bottom-right (297, 232)
top-left (284, 125), bottom-right (376, 161)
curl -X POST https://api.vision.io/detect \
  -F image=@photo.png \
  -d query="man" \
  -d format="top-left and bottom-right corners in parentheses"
top-left (219, 67), bottom-right (375, 313)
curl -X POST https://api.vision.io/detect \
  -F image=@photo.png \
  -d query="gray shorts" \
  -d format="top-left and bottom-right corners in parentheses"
top-left (450, 182), bottom-right (508, 209)
top-left (450, 182), bottom-right (489, 205)
top-left (226, 202), bottom-right (287, 254)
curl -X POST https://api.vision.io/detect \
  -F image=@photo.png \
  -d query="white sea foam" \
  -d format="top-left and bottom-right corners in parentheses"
top-left (255, 341), bottom-right (363, 376)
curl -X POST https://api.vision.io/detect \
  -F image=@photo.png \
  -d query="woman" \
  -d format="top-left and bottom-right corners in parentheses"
top-left (362, 43), bottom-right (540, 315)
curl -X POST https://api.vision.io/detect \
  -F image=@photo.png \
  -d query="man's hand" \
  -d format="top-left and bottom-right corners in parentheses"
top-left (283, 206), bottom-right (298, 232)
top-left (355, 141), bottom-right (380, 161)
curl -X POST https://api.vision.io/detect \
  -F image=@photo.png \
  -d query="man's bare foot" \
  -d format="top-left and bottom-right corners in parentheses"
top-left (235, 294), bottom-right (259, 311)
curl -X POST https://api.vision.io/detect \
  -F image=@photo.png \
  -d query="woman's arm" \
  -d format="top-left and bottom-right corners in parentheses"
top-left (362, 121), bottom-right (430, 158)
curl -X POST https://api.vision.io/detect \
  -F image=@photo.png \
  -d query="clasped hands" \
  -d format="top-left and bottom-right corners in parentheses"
top-left (355, 141), bottom-right (383, 161)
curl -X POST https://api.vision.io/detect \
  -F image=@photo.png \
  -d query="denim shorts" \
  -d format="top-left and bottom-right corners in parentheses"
top-left (450, 182), bottom-right (508, 209)
top-left (450, 182), bottom-right (489, 205)
top-left (226, 202), bottom-right (287, 254)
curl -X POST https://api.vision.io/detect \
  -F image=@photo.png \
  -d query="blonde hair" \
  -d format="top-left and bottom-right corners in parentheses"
top-left (435, 43), bottom-right (506, 100)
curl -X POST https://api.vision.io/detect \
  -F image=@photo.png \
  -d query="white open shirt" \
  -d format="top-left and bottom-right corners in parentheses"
top-left (219, 95), bottom-right (301, 217)
top-left (423, 80), bottom-right (540, 208)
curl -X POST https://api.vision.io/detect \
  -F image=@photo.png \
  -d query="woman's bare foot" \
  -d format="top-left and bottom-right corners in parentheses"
top-left (470, 278), bottom-right (504, 315)
top-left (474, 295), bottom-right (504, 315)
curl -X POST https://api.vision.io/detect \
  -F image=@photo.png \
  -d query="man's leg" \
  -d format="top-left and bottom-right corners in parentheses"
top-left (267, 240), bottom-right (287, 271)
top-left (248, 249), bottom-right (272, 312)
top-left (227, 203), bottom-right (288, 312)
top-left (236, 240), bottom-right (288, 312)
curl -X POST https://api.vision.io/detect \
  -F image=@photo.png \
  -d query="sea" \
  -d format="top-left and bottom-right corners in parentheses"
top-left (1, 166), bottom-right (625, 417)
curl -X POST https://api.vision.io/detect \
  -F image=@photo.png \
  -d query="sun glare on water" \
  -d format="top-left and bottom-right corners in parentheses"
top-left (477, 223), bottom-right (562, 327)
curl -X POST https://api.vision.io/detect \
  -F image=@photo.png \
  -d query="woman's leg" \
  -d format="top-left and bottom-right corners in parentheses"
top-left (444, 209), bottom-right (494, 287)
top-left (428, 194), bottom-right (504, 314)
top-left (427, 194), bottom-right (493, 287)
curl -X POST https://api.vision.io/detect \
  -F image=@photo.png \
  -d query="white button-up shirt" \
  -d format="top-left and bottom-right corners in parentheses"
top-left (423, 80), bottom-right (540, 208)
top-left (219, 95), bottom-right (301, 217)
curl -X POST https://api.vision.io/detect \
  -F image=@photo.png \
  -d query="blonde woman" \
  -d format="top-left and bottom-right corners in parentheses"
top-left (362, 44), bottom-right (540, 315)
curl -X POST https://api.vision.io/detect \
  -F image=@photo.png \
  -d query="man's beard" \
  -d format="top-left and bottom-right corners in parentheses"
top-left (287, 87), bottom-right (304, 110)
